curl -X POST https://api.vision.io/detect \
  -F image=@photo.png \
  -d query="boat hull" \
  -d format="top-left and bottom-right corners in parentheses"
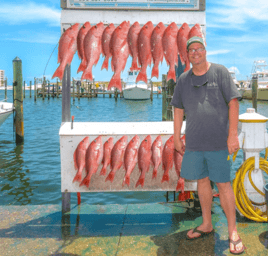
top-left (0, 102), bottom-right (14, 127)
top-left (242, 87), bottom-right (268, 101)
top-left (123, 86), bottom-right (151, 100)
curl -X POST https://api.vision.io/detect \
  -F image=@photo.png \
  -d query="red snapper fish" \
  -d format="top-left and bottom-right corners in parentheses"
top-left (77, 22), bottom-right (91, 73)
top-left (174, 135), bottom-right (185, 192)
top-left (80, 136), bottom-right (103, 188)
top-left (136, 21), bottom-right (154, 84)
top-left (106, 135), bottom-right (128, 182)
top-left (162, 135), bottom-right (174, 183)
top-left (52, 23), bottom-right (80, 81)
top-left (151, 22), bottom-right (166, 79)
top-left (151, 135), bottom-right (163, 179)
top-left (122, 135), bottom-right (140, 187)
top-left (162, 22), bottom-right (179, 82)
top-left (101, 23), bottom-right (116, 71)
top-left (81, 22), bottom-right (105, 81)
top-left (100, 137), bottom-right (114, 176)
top-left (188, 23), bottom-right (206, 46)
top-left (107, 21), bottom-right (130, 92)
top-left (127, 21), bottom-right (141, 71)
top-left (177, 23), bottom-right (191, 72)
top-left (73, 136), bottom-right (90, 183)
top-left (136, 135), bottom-right (152, 188)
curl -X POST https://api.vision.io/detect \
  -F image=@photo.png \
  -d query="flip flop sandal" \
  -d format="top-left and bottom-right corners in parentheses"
top-left (186, 226), bottom-right (214, 240)
top-left (229, 237), bottom-right (245, 255)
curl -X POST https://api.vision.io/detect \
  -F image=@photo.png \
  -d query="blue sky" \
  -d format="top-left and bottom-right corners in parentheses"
top-left (1, 0), bottom-right (268, 84)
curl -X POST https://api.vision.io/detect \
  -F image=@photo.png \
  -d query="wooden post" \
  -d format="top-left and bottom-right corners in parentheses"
top-left (52, 82), bottom-right (55, 98)
top-left (5, 78), bottom-right (7, 100)
top-left (34, 78), bottom-right (37, 102)
top-left (47, 80), bottom-right (50, 100)
top-left (150, 80), bottom-right (153, 101)
top-left (42, 77), bottom-right (45, 100)
top-left (162, 74), bottom-right (167, 121)
top-left (72, 79), bottom-right (75, 103)
top-left (252, 75), bottom-right (258, 112)
top-left (57, 79), bottom-right (59, 98)
top-left (13, 57), bottom-right (24, 144)
top-left (77, 80), bottom-right (80, 101)
top-left (23, 81), bottom-right (26, 98)
top-left (29, 81), bottom-right (32, 98)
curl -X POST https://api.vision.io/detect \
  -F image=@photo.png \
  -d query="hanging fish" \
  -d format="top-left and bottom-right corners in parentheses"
top-left (52, 23), bottom-right (80, 81)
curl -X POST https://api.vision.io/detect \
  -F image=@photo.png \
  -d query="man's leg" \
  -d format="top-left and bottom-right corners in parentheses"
top-left (187, 176), bottom-right (214, 238)
top-left (216, 181), bottom-right (244, 252)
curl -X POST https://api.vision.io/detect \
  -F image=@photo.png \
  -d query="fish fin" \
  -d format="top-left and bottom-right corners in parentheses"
top-left (179, 55), bottom-right (185, 66)
top-left (100, 166), bottom-right (107, 176)
top-left (105, 170), bottom-right (115, 182)
top-left (52, 64), bottom-right (65, 81)
top-left (184, 59), bottom-right (191, 72)
top-left (79, 175), bottom-right (91, 188)
top-left (107, 73), bottom-right (122, 91)
top-left (135, 177), bottom-right (145, 188)
top-left (151, 65), bottom-right (159, 79)
top-left (152, 168), bottom-right (157, 179)
top-left (136, 69), bottom-right (147, 84)
top-left (161, 171), bottom-right (169, 183)
top-left (167, 68), bottom-right (176, 82)
top-left (77, 59), bottom-right (87, 73)
top-left (176, 177), bottom-right (185, 192)
top-left (81, 66), bottom-right (93, 81)
top-left (101, 56), bottom-right (109, 71)
top-left (122, 175), bottom-right (130, 187)
top-left (73, 171), bottom-right (82, 183)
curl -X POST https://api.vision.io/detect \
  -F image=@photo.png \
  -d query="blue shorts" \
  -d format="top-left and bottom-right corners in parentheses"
top-left (181, 150), bottom-right (231, 183)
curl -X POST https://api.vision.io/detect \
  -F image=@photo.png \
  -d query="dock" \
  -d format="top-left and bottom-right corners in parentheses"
top-left (1, 199), bottom-right (267, 255)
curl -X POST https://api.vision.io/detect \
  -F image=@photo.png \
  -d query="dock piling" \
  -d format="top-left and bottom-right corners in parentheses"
top-left (252, 75), bottom-right (258, 112)
top-left (13, 57), bottom-right (24, 144)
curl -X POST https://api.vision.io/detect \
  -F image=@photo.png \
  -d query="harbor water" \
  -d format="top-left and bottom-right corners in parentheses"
top-left (1, 90), bottom-right (268, 206)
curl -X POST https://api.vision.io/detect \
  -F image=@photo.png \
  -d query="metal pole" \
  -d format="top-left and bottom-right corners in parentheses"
top-left (62, 64), bottom-right (71, 213)
top-left (13, 57), bottom-right (24, 144)
top-left (252, 75), bottom-right (258, 112)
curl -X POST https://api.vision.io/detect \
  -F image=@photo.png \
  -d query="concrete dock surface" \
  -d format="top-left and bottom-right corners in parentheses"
top-left (1, 198), bottom-right (268, 255)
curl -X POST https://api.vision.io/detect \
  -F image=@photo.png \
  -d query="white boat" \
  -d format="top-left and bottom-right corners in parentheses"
top-left (0, 101), bottom-right (14, 127)
top-left (229, 69), bottom-right (245, 98)
top-left (243, 60), bottom-right (268, 100)
top-left (122, 70), bottom-right (151, 100)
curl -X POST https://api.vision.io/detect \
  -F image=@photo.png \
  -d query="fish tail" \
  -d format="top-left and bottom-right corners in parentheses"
top-left (73, 171), bottom-right (82, 183)
top-left (176, 177), bottom-right (185, 193)
top-left (136, 69), bottom-right (147, 84)
top-left (152, 168), bottom-right (157, 179)
top-left (101, 57), bottom-right (109, 71)
top-left (77, 59), bottom-right (87, 73)
top-left (100, 166), bottom-right (107, 176)
top-left (167, 68), bottom-right (176, 82)
top-left (135, 176), bottom-right (145, 188)
top-left (107, 73), bottom-right (122, 92)
top-left (105, 170), bottom-right (115, 183)
top-left (161, 171), bottom-right (169, 183)
top-left (130, 60), bottom-right (140, 71)
top-left (178, 191), bottom-right (190, 201)
top-left (122, 175), bottom-right (130, 187)
top-left (184, 60), bottom-right (190, 72)
top-left (81, 67), bottom-right (93, 81)
top-left (151, 65), bottom-right (159, 79)
top-left (79, 175), bottom-right (91, 188)
top-left (52, 64), bottom-right (65, 81)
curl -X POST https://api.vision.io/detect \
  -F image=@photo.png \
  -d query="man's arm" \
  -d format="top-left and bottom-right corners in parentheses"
top-left (174, 107), bottom-right (185, 155)
top-left (228, 98), bottom-right (239, 155)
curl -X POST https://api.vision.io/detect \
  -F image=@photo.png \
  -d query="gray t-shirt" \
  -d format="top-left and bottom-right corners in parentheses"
top-left (171, 63), bottom-right (241, 151)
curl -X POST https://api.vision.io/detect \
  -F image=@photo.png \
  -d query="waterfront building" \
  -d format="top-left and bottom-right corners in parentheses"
top-left (0, 70), bottom-right (4, 87)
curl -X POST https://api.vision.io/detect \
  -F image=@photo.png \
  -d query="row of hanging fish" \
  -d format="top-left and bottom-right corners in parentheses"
top-left (52, 21), bottom-right (205, 91)
top-left (73, 134), bottom-right (186, 191)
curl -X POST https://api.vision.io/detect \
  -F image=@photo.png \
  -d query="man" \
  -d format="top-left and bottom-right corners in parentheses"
top-left (171, 36), bottom-right (245, 255)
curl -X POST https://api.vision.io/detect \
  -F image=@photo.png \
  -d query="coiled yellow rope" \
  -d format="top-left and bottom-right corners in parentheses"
top-left (232, 150), bottom-right (268, 222)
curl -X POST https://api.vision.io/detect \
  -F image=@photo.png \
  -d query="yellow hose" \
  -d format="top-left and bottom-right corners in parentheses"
top-left (232, 155), bottom-right (268, 222)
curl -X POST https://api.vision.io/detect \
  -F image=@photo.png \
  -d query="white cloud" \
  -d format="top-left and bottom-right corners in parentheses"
top-left (207, 0), bottom-right (268, 29)
top-left (0, 2), bottom-right (60, 26)
top-left (207, 49), bottom-right (231, 56)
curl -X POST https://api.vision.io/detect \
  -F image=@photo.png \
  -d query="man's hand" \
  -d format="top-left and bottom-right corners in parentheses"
top-left (175, 137), bottom-right (185, 156)
top-left (227, 134), bottom-right (239, 155)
